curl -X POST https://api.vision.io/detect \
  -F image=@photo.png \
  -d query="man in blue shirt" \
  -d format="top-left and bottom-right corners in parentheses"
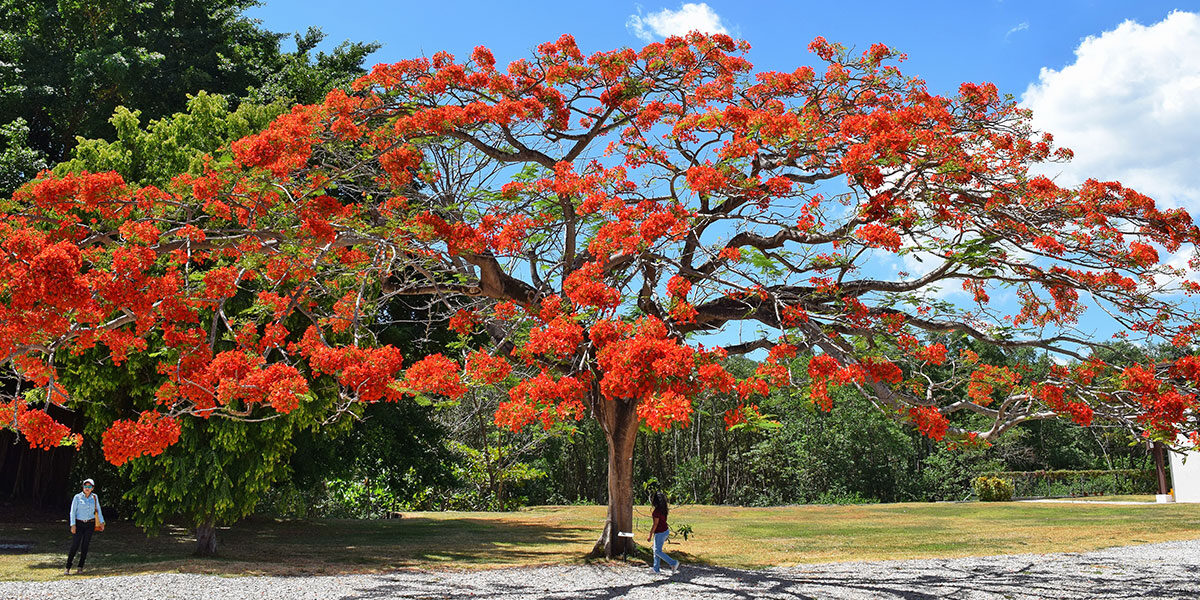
top-left (65, 478), bottom-right (104, 575)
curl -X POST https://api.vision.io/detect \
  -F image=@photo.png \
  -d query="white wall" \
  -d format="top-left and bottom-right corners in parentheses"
top-left (1169, 444), bottom-right (1200, 502)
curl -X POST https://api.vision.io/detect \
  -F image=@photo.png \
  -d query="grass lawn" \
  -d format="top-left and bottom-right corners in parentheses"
top-left (3, 501), bottom-right (1200, 581)
top-left (1061, 494), bottom-right (1155, 502)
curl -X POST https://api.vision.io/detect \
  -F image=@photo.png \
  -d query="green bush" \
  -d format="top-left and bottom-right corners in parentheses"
top-left (672, 523), bottom-right (695, 540)
top-left (973, 476), bottom-right (1015, 501)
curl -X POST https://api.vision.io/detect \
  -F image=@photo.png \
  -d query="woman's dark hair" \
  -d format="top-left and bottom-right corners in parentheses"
top-left (652, 491), bottom-right (668, 518)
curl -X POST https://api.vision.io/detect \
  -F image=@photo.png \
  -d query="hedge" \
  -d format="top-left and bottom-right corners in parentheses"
top-left (985, 469), bottom-right (1157, 498)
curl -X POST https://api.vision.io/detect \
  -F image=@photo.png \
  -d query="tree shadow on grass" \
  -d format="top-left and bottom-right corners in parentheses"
top-left (232, 515), bottom-right (596, 568)
top-left (334, 561), bottom-right (1200, 600)
top-left (15, 516), bottom-right (596, 577)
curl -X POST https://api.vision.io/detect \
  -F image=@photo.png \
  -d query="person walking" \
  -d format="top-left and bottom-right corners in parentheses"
top-left (647, 491), bottom-right (680, 575)
top-left (65, 478), bottom-right (105, 575)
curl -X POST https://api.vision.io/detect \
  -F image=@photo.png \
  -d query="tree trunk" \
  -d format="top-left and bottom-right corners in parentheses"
top-left (590, 394), bottom-right (639, 559)
top-left (1153, 442), bottom-right (1169, 495)
top-left (9, 444), bottom-right (26, 500)
top-left (195, 521), bottom-right (218, 556)
top-left (30, 450), bottom-right (46, 506)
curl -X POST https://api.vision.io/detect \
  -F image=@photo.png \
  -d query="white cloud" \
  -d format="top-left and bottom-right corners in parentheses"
top-left (1006, 21), bottom-right (1029, 39)
top-left (896, 242), bottom-right (968, 301)
top-left (1161, 245), bottom-right (1200, 292)
top-left (1021, 11), bottom-right (1200, 212)
top-left (627, 3), bottom-right (729, 42)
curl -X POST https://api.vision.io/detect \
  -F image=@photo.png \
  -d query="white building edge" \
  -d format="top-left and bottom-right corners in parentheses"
top-left (1168, 441), bottom-right (1200, 502)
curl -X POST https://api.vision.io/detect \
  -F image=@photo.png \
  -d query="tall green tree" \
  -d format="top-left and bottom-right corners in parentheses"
top-left (0, 119), bottom-right (47, 198)
top-left (57, 91), bottom-right (286, 186)
top-left (0, 0), bottom-right (378, 195)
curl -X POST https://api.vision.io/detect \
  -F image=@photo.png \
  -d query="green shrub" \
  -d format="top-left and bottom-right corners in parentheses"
top-left (973, 476), bottom-right (1015, 501)
top-left (672, 523), bottom-right (695, 540)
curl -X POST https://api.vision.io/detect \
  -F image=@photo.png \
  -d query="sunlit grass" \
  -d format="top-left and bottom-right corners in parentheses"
top-left (1044, 494), bottom-right (1156, 502)
top-left (3, 500), bottom-right (1200, 581)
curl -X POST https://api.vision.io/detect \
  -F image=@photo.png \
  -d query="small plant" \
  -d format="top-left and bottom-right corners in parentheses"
top-left (973, 476), bottom-right (1015, 502)
top-left (641, 477), bottom-right (661, 497)
top-left (672, 523), bottom-right (694, 541)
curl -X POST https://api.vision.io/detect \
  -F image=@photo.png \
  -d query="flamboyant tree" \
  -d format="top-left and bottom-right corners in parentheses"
top-left (2, 33), bottom-right (1199, 557)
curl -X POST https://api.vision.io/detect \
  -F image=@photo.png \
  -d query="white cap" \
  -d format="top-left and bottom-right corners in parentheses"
top-left (83, 478), bottom-right (95, 486)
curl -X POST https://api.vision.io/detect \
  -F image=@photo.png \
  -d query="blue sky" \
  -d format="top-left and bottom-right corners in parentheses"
top-left (249, 1), bottom-right (1186, 98)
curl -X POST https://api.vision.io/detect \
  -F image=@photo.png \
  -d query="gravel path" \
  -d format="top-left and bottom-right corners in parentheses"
top-left (3, 538), bottom-right (1198, 599)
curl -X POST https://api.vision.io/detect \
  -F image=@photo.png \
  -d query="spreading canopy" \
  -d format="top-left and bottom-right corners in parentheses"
top-left (2, 33), bottom-right (1200, 465)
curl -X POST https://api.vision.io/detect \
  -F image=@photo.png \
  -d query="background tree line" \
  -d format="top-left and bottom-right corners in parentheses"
top-left (248, 341), bottom-right (1155, 518)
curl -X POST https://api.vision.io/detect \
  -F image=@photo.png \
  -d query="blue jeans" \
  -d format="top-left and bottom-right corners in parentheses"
top-left (652, 530), bottom-right (678, 572)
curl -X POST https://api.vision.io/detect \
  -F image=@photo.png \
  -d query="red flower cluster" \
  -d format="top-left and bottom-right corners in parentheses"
top-left (231, 105), bottom-right (321, 176)
top-left (666, 275), bottom-right (692, 299)
top-left (767, 343), bottom-right (798, 363)
top-left (2, 404), bottom-right (76, 450)
top-left (564, 262), bottom-right (620, 310)
top-left (781, 304), bottom-right (809, 326)
top-left (1034, 384), bottom-right (1094, 427)
top-left (496, 370), bottom-right (586, 431)
top-left (161, 350), bottom-right (311, 413)
top-left (908, 406), bottom-right (948, 440)
top-left (914, 343), bottom-right (948, 365)
top-left (698, 362), bottom-right (736, 394)
top-left (1128, 242), bottom-right (1159, 266)
top-left (525, 314), bottom-right (585, 360)
top-left (723, 403), bottom-right (763, 428)
top-left (806, 354), bottom-right (865, 411)
top-left (404, 353), bottom-right (467, 399)
top-left (854, 223), bottom-right (902, 252)
top-left (101, 412), bottom-right (182, 466)
top-left (449, 309), bottom-right (481, 336)
top-left (303, 331), bottom-right (407, 403)
top-left (862, 358), bottom-right (903, 384)
top-left (465, 350), bottom-right (512, 385)
top-left (685, 164), bottom-right (728, 195)
top-left (637, 390), bottom-right (692, 431)
top-left (1140, 390), bottom-right (1195, 435)
top-left (1032, 235), bottom-right (1066, 255)
top-left (967, 365), bottom-right (1021, 406)
top-left (1171, 356), bottom-right (1200, 385)
top-left (597, 317), bottom-right (696, 402)
top-left (737, 378), bottom-right (770, 400)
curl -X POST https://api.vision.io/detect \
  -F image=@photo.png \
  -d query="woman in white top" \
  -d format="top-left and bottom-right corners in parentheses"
top-left (65, 478), bottom-right (105, 575)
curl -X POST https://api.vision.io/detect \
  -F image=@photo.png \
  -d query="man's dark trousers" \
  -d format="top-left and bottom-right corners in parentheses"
top-left (67, 520), bottom-right (95, 570)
